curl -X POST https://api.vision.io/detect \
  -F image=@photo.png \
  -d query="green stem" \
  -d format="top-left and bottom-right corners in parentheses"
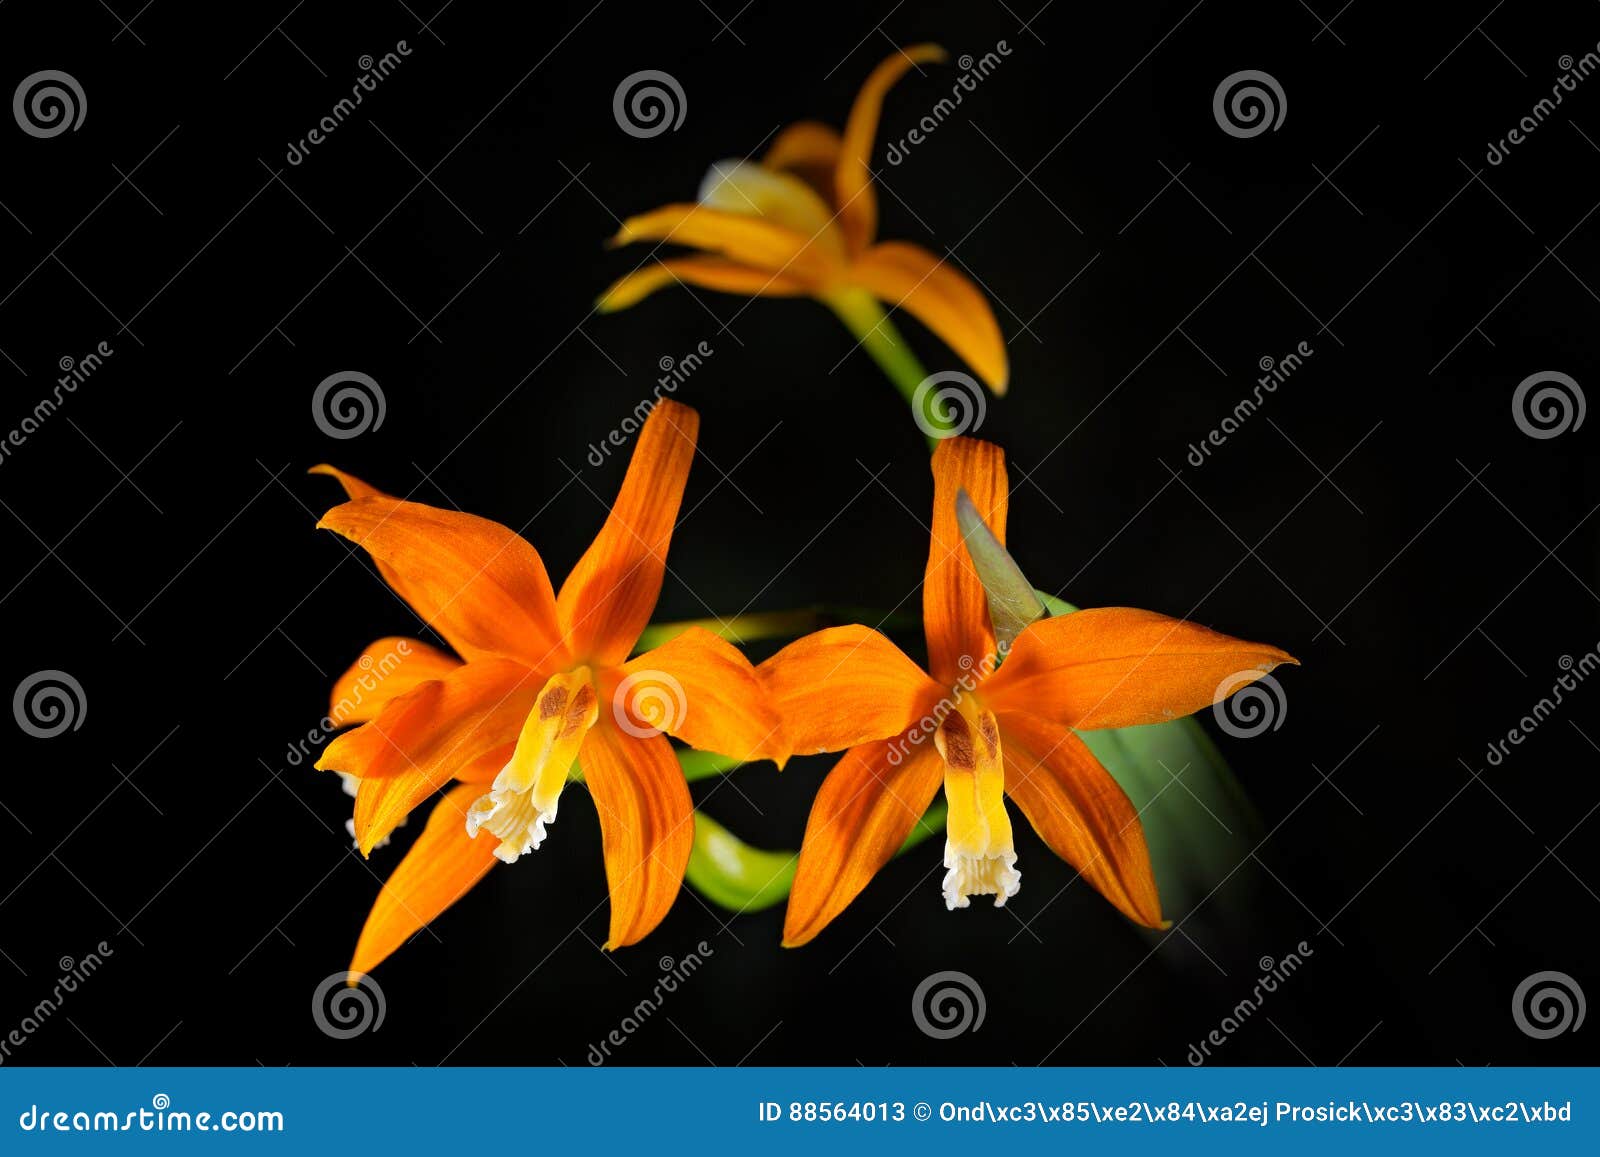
top-left (824, 287), bottom-right (947, 446)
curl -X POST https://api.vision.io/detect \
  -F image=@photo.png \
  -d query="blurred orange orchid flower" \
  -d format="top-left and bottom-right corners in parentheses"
top-left (312, 400), bottom-right (785, 974)
top-left (761, 438), bottom-right (1296, 945)
top-left (598, 44), bottom-right (1009, 402)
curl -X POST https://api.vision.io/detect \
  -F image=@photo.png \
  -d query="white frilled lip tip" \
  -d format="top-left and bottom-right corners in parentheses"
top-left (465, 787), bottom-right (559, 865)
top-left (941, 847), bottom-right (1021, 911)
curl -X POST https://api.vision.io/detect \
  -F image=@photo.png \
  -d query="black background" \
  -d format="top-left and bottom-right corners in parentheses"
top-left (0, 0), bottom-right (1596, 1067)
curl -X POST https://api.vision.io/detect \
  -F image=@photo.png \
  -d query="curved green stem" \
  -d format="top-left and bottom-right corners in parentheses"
top-left (824, 287), bottom-right (947, 446)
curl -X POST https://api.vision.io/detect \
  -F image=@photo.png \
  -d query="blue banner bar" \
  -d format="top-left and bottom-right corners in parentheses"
top-left (1, 1068), bottom-right (1593, 1153)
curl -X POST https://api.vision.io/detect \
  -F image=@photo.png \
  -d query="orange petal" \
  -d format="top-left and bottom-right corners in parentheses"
top-left (349, 783), bottom-right (500, 976)
top-left (620, 626), bottom-right (788, 766)
top-left (782, 732), bottom-right (945, 946)
top-left (982, 608), bottom-right (1298, 730)
top-left (327, 637), bottom-right (461, 727)
top-left (558, 399), bottom-right (698, 667)
top-left (758, 625), bottom-right (942, 755)
top-left (597, 257), bottom-right (809, 313)
top-left (311, 465), bottom-right (429, 615)
top-left (996, 710), bottom-right (1164, 928)
top-left (318, 659), bottom-right (539, 853)
top-left (608, 203), bottom-right (837, 283)
top-left (924, 437), bottom-right (1007, 687)
top-left (834, 44), bottom-right (947, 253)
top-left (318, 495), bottom-right (563, 671)
top-left (850, 241), bottom-right (1009, 393)
top-left (764, 120), bottom-right (843, 199)
top-left (579, 722), bottom-right (694, 949)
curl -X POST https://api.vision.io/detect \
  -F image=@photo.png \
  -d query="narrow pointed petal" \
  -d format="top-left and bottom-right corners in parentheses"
top-left (327, 637), bottom-right (461, 727)
top-left (983, 608), bottom-right (1299, 730)
top-left (597, 257), bottom-right (809, 312)
top-left (834, 44), bottom-right (947, 253)
top-left (311, 466), bottom-right (427, 615)
top-left (923, 437), bottom-right (1007, 686)
top-left (764, 120), bottom-right (843, 198)
top-left (608, 204), bottom-right (837, 283)
top-left (558, 399), bottom-right (698, 666)
top-left (850, 241), bottom-right (1009, 392)
top-left (782, 732), bottom-right (945, 946)
top-left (317, 496), bottom-right (563, 671)
top-left (758, 625), bottom-right (943, 755)
top-left (996, 710), bottom-right (1164, 928)
top-left (349, 783), bottom-right (500, 977)
top-left (579, 723), bottom-right (695, 949)
top-left (621, 627), bottom-right (788, 765)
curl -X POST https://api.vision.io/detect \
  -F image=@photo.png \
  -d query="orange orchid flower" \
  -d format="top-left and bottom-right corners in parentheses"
top-left (311, 400), bottom-right (786, 974)
top-left (597, 44), bottom-right (1009, 397)
top-left (761, 438), bottom-right (1297, 945)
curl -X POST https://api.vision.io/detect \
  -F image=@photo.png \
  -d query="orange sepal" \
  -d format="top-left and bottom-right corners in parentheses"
top-left (849, 241), bottom-right (1009, 393)
top-left (982, 608), bottom-right (1298, 730)
top-left (781, 732), bottom-right (945, 947)
top-left (597, 257), bottom-right (809, 312)
top-left (758, 625), bottom-right (942, 756)
top-left (327, 637), bottom-right (461, 728)
top-left (996, 710), bottom-right (1165, 928)
top-left (579, 723), bottom-right (695, 949)
top-left (558, 400), bottom-right (698, 667)
top-left (620, 626), bottom-right (789, 766)
top-left (834, 44), bottom-right (947, 253)
top-left (317, 496), bottom-right (563, 671)
top-left (923, 437), bottom-right (1007, 687)
top-left (348, 783), bottom-right (500, 977)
